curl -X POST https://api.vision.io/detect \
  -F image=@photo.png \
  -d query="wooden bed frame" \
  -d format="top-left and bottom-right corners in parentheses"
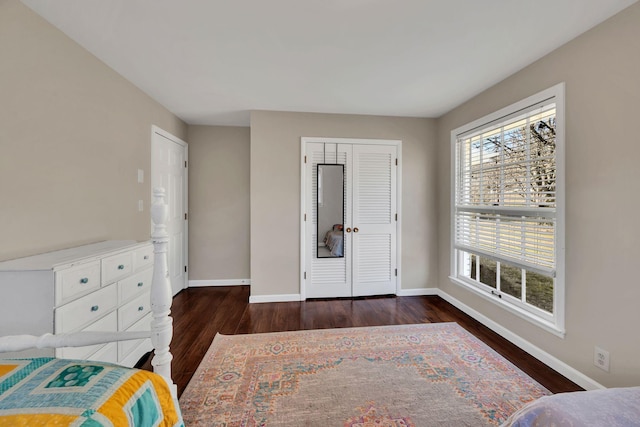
top-left (0, 188), bottom-right (177, 397)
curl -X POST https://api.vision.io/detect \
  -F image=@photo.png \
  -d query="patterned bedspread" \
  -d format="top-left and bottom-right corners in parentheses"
top-left (0, 358), bottom-right (183, 426)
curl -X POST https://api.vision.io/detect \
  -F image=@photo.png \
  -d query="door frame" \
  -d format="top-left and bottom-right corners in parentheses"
top-left (300, 137), bottom-right (402, 300)
top-left (151, 125), bottom-right (189, 294)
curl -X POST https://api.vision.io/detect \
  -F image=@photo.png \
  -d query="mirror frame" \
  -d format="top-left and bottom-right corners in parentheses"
top-left (316, 163), bottom-right (344, 258)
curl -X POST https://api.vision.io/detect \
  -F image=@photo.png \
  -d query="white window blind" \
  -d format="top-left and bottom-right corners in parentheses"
top-left (454, 101), bottom-right (557, 277)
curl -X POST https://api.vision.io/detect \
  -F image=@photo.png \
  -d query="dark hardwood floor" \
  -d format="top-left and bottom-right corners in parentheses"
top-left (141, 286), bottom-right (583, 397)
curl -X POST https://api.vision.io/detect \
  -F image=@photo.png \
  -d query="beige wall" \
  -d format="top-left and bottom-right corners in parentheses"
top-left (250, 111), bottom-right (437, 297)
top-left (7, 0), bottom-right (637, 389)
top-left (187, 125), bottom-right (250, 280)
top-left (436, 3), bottom-right (640, 387)
top-left (0, 1), bottom-right (186, 261)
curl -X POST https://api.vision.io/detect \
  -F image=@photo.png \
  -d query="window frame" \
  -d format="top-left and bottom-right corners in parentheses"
top-left (449, 83), bottom-right (565, 337)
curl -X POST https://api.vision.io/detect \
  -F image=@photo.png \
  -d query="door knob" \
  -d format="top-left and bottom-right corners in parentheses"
top-left (353, 227), bottom-right (359, 233)
top-left (346, 227), bottom-right (352, 233)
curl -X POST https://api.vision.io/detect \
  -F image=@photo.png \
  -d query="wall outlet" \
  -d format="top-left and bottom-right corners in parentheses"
top-left (594, 346), bottom-right (610, 372)
top-left (138, 200), bottom-right (144, 212)
top-left (137, 169), bottom-right (144, 183)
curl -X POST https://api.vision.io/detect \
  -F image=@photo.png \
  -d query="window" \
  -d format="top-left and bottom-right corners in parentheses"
top-left (450, 84), bottom-right (565, 336)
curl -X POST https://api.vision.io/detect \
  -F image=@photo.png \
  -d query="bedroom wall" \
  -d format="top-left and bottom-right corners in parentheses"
top-left (250, 111), bottom-right (437, 299)
top-left (436, 3), bottom-right (640, 387)
top-left (0, 1), bottom-right (186, 262)
top-left (186, 125), bottom-right (250, 282)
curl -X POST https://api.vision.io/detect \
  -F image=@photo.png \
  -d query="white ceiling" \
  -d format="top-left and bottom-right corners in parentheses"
top-left (22, 0), bottom-right (637, 126)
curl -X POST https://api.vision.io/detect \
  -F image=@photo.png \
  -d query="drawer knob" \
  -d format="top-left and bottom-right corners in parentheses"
top-left (117, 264), bottom-right (125, 270)
top-left (138, 306), bottom-right (144, 311)
top-left (90, 305), bottom-right (99, 312)
top-left (137, 282), bottom-right (144, 287)
top-left (143, 255), bottom-right (149, 260)
top-left (79, 277), bottom-right (89, 284)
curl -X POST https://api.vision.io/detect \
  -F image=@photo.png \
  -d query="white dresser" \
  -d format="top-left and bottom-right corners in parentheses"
top-left (0, 240), bottom-right (154, 367)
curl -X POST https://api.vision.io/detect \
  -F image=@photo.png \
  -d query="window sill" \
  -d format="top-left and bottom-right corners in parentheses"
top-left (449, 276), bottom-right (565, 338)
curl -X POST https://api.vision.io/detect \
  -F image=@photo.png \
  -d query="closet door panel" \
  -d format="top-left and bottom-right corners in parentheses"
top-left (351, 145), bottom-right (397, 297)
top-left (305, 143), bottom-right (352, 298)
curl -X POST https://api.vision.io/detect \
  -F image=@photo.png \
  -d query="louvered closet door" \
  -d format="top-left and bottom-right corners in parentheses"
top-left (351, 145), bottom-right (397, 297)
top-left (305, 143), bottom-right (352, 298)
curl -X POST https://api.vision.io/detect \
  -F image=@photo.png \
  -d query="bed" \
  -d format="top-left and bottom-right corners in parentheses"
top-left (0, 188), bottom-right (183, 426)
top-left (323, 224), bottom-right (344, 257)
top-left (500, 386), bottom-right (640, 426)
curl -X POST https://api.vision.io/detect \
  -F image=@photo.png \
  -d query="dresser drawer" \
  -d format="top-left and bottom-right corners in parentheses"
top-left (118, 290), bottom-right (151, 331)
top-left (55, 284), bottom-right (117, 334)
top-left (102, 251), bottom-right (134, 284)
top-left (119, 339), bottom-right (153, 368)
top-left (89, 342), bottom-right (118, 365)
top-left (54, 261), bottom-right (101, 306)
top-left (135, 245), bottom-right (154, 271)
top-left (56, 311), bottom-right (117, 360)
top-left (118, 313), bottom-right (151, 362)
top-left (118, 267), bottom-right (153, 304)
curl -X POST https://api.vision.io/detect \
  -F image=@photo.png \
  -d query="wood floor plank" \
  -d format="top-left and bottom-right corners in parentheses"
top-left (140, 286), bottom-right (582, 397)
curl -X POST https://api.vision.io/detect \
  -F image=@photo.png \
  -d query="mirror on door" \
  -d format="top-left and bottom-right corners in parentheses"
top-left (317, 164), bottom-right (344, 258)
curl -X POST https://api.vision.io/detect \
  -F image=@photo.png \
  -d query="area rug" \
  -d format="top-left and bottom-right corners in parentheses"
top-left (179, 323), bottom-right (550, 426)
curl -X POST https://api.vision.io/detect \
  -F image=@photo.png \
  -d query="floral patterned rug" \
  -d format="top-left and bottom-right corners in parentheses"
top-left (179, 323), bottom-right (549, 426)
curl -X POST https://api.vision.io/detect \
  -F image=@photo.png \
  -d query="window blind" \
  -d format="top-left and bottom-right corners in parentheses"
top-left (454, 102), bottom-right (557, 277)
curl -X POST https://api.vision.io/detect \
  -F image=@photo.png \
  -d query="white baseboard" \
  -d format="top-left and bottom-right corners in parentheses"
top-left (249, 289), bottom-right (438, 301)
top-left (396, 287), bottom-right (439, 297)
top-left (249, 294), bottom-right (302, 304)
top-left (189, 279), bottom-right (250, 287)
top-left (436, 289), bottom-right (605, 391)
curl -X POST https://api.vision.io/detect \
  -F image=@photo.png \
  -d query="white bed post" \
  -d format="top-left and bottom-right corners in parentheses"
top-left (150, 187), bottom-right (177, 397)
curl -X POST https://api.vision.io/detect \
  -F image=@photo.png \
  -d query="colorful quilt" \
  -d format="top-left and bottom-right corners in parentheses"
top-left (0, 358), bottom-right (183, 426)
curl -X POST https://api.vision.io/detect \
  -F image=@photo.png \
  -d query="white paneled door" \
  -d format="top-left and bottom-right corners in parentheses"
top-left (151, 127), bottom-right (188, 296)
top-left (303, 139), bottom-right (399, 298)
top-left (304, 142), bottom-right (352, 298)
top-left (351, 144), bottom-right (397, 296)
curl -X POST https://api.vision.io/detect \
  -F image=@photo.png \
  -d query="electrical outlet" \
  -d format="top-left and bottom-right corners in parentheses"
top-left (137, 169), bottom-right (144, 183)
top-left (138, 200), bottom-right (144, 212)
top-left (594, 346), bottom-right (610, 372)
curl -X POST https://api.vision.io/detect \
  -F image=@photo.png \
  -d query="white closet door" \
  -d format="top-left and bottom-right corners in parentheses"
top-left (304, 143), bottom-right (352, 298)
top-left (152, 129), bottom-right (188, 296)
top-left (351, 144), bottom-right (397, 296)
